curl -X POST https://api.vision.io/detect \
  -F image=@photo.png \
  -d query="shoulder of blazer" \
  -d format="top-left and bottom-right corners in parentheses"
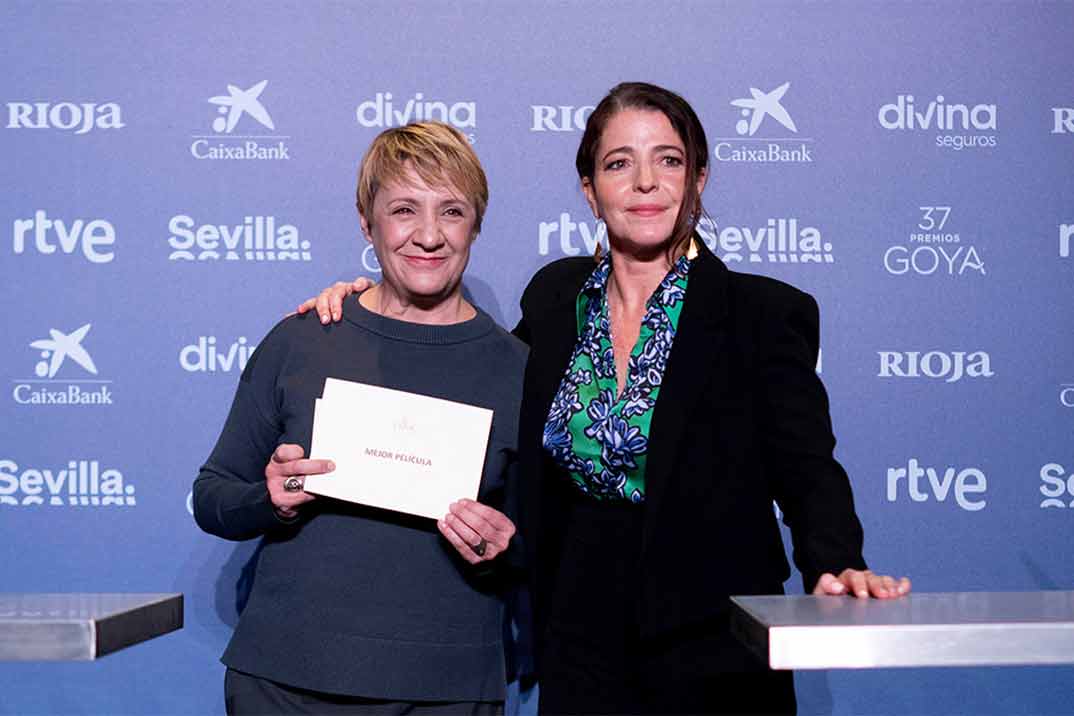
top-left (520, 257), bottom-right (595, 317)
top-left (724, 266), bottom-right (817, 320)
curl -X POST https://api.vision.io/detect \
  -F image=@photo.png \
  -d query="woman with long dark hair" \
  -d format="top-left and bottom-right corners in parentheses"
top-left (302, 83), bottom-right (909, 715)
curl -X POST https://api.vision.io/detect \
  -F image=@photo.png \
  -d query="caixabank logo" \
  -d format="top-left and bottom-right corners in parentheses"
top-left (6, 101), bottom-right (124, 134)
top-left (713, 82), bottom-right (814, 164)
top-left (883, 206), bottom-right (986, 277)
top-left (167, 214), bottom-right (310, 262)
top-left (190, 80), bottom-right (290, 160)
top-left (11, 323), bottom-right (113, 406)
top-left (0, 459), bottom-right (135, 507)
top-left (878, 94), bottom-right (997, 150)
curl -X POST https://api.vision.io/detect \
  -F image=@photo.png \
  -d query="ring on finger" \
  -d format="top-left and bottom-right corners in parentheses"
top-left (470, 537), bottom-right (488, 557)
top-left (283, 476), bottom-right (303, 493)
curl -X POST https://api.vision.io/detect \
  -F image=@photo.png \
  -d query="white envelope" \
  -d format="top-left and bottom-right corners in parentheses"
top-left (303, 378), bottom-right (494, 520)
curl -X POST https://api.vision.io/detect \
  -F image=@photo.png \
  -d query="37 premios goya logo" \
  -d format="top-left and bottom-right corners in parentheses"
top-left (190, 80), bottom-right (290, 160)
top-left (11, 323), bottom-right (113, 406)
top-left (713, 82), bottom-right (814, 164)
top-left (883, 206), bottom-right (985, 277)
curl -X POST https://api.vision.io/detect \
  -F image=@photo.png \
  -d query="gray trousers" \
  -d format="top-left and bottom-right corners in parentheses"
top-left (225, 668), bottom-right (504, 716)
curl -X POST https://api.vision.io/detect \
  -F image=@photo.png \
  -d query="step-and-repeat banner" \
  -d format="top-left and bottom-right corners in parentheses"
top-left (2, 2), bottom-right (1072, 714)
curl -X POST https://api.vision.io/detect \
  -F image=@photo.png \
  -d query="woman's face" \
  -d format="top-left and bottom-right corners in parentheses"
top-left (360, 165), bottom-right (477, 307)
top-left (582, 108), bottom-right (705, 258)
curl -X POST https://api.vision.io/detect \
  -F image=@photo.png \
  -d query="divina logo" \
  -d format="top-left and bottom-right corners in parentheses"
top-left (12, 210), bottom-right (115, 263)
top-left (883, 206), bottom-right (985, 277)
top-left (167, 215), bottom-right (310, 262)
top-left (1052, 108), bottom-right (1074, 134)
top-left (1040, 463), bottom-right (1074, 508)
top-left (530, 105), bottom-right (594, 132)
top-left (12, 324), bottom-right (113, 406)
top-left (713, 82), bottom-right (813, 164)
top-left (878, 350), bottom-right (993, 383)
top-left (6, 102), bottom-right (124, 134)
top-left (536, 213), bottom-right (833, 264)
top-left (356, 92), bottom-right (476, 138)
top-left (886, 458), bottom-right (986, 511)
top-left (179, 337), bottom-right (255, 373)
top-left (878, 94), bottom-right (997, 149)
top-left (0, 459), bottom-right (134, 506)
top-left (190, 80), bottom-right (290, 160)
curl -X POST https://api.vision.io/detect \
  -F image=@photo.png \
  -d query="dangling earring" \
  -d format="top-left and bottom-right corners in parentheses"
top-left (593, 217), bottom-right (605, 262)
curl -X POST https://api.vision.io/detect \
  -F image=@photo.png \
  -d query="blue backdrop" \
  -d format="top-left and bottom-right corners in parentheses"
top-left (2, 1), bottom-right (1073, 714)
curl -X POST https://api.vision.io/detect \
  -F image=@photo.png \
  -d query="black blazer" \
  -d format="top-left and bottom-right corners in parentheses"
top-left (512, 240), bottom-right (866, 643)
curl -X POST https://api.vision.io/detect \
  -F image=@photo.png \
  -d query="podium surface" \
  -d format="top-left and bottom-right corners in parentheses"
top-left (731, 591), bottom-right (1074, 670)
top-left (0, 593), bottom-right (183, 661)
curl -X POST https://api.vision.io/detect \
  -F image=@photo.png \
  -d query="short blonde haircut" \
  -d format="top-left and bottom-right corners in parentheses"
top-left (356, 122), bottom-right (489, 232)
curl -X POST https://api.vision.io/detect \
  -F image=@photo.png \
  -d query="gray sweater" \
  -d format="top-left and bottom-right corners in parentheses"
top-left (193, 295), bottom-right (527, 702)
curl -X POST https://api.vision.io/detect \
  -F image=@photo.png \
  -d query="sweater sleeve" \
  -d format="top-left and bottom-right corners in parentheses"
top-left (192, 322), bottom-right (300, 541)
top-left (761, 289), bottom-right (867, 591)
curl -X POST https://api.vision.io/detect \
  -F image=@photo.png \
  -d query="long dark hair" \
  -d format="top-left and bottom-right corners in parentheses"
top-left (576, 82), bottom-right (709, 261)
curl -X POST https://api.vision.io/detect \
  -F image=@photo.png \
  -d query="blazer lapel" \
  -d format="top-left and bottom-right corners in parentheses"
top-left (642, 242), bottom-right (730, 549)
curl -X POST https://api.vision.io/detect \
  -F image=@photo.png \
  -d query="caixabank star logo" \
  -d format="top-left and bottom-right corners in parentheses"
top-left (11, 323), bottom-right (113, 406)
top-left (190, 79), bottom-right (290, 160)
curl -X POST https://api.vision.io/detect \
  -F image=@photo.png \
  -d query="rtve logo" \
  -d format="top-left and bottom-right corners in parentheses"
top-left (878, 350), bottom-right (993, 383)
top-left (530, 105), bottom-right (594, 132)
top-left (887, 458), bottom-right (987, 512)
top-left (1040, 463), bottom-right (1074, 509)
top-left (0, 459), bottom-right (135, 507)
top-left (6, 102), bottom-right (124, 134)
top-left (1052, 108), bottom-right (1074, 134)
top-left (12, 210), bottom-right (115, 263)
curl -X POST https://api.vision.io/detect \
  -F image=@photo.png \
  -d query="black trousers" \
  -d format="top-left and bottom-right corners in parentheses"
top-left (225, 668), bottom-right (504, 716)
top-left (537, 496), bottom-right (796, 716)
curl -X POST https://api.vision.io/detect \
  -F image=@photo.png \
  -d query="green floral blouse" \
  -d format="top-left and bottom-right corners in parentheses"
top-left (542, 252), bottom-right (692, 502)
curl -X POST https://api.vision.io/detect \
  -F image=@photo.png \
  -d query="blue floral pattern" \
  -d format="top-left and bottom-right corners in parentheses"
top-left (542, 252), bottom-right (691, 501)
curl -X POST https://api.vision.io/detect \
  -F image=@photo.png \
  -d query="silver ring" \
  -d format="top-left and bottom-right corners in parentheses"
top-left (471, 538), bottom-right (488, 557)
top-left (283, 476), bottom-right (303, 493)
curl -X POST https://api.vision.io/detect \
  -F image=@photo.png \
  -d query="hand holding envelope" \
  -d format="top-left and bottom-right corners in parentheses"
top-left (264, 443), bottom-right (335, 518)
top-left (304, 378), bottom-right (494, 519)
top-left (300, 378), bottom-right (516, 563)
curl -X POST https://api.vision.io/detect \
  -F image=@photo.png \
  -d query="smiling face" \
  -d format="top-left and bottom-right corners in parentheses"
top-left (360, 165), bottom-right (477, 309)
top-left (581, 108), bottom-right (707, 259)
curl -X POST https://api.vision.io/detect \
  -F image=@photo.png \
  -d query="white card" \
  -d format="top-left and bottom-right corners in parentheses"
top-left (303, 378), bottom-right (494, 520)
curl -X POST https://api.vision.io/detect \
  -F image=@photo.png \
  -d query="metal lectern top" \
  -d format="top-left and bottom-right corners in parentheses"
top-left (730, 591), bottom-right (1074, 670)
top-left (0, 593), bottom-right (183, 661)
